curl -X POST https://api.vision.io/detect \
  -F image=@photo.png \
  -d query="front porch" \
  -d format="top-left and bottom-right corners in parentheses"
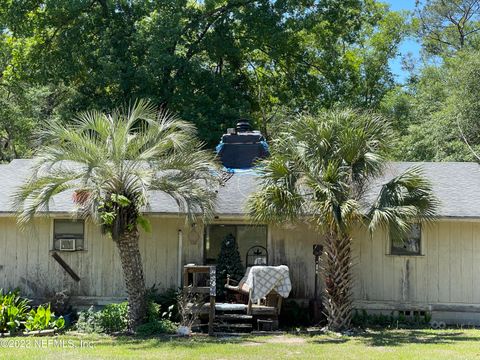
top-left (183, 264), bottom-right (287, 335)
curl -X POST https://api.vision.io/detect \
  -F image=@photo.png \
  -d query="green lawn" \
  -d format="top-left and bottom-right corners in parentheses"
top-left (1, 329), bottom-right (480, 359)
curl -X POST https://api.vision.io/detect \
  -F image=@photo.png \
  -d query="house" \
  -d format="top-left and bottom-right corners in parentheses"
top-left (1, 158), bottom-right (480, 325)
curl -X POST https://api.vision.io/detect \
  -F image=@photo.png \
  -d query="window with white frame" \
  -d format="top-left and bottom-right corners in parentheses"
top-left (390, 223), bottom-right (421, 256)
top-left (53, 219), bottom-right (85, 251)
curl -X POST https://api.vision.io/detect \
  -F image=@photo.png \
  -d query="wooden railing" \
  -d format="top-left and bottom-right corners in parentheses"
top-left (183, 265), bottom-right (216, 335)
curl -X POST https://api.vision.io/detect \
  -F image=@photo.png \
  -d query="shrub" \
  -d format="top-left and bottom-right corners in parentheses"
top-left (75, 306), bottom-right (101, 333)
top-left (136, 319), bottom-right (177, 336)
top-left (146, 286), bottom-right (180, 322)
top-left (136, 297), bottom-right (177, 336)
top-left (279, 300), bottom-right (311, 328)
top-left (25, 304), bottom-right (65, 332)
top-left (0, 289), bottom-right (31, 333)
top-left (76, 302), bottom-right (128, 334)
top-left (0, 289), bottom-right (64, 334)
top-left (177, 290), bottom-right (203, 329)
top-left (44, 289), bottom-right (72, 316)
top-left (351, 309), bottom-right (432, 328)
top-left (98, 302), bottom-right (128, 333)
top-left (75, 299), bottom-right (177, 335)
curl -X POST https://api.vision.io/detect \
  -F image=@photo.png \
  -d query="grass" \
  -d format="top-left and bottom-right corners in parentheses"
top-left (1, 329), bottom-right (480, 359)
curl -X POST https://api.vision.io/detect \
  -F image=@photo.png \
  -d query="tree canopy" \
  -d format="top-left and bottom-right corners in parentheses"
top-left (0, 1), bottom-right (478, 161)
top-left (376, 0), bottom-right (480, 162)
top-left (0, 0), bottom-right (407, 149)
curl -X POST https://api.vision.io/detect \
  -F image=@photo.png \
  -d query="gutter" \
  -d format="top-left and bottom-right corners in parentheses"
top-left (1, 212), bottom-right (480, 222)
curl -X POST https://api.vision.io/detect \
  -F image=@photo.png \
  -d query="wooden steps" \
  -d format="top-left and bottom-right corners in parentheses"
top-left (213, 304), bottom-right (253, 333)
top-left (214, 307), bottom-right (253, 333)
top-left (251, 305), bottom-right (277, 316)
top-left (215, 323), bottom-right (252, 330)
top-left (216, 314), bottom-right (253, 321)
top-left (194, 302), bottom-right (279, 334)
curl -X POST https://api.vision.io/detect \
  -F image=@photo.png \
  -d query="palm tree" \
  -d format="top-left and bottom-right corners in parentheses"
top-left (14, 100), bottom-right (218, 329)
top-left (248, 108), bottom-right (438, 331)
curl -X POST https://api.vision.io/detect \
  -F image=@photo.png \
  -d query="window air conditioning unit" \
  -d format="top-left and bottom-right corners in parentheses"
top-left (59, 238), bottom-right (76, 251)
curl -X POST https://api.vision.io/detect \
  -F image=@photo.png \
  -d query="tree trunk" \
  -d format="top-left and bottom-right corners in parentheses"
top-left (322, 231), bottom-right (353, 331)
top-left (116, 226), bottom-right (147, 330)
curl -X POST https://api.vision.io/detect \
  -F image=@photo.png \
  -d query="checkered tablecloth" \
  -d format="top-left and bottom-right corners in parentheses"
top-left (244, 265), bottom-right (292, 301)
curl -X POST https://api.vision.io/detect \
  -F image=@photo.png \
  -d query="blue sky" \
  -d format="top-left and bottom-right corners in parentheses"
top-left (385, 0), bottom-right (421, 82)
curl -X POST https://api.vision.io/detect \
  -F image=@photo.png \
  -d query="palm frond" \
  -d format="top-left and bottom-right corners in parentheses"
top-left (14, 100), bottom-right (219, 235)
top-left (13, 167), bottom-right (84, 224)
top-left (367, 165), bottom-right (439, 238)
top-left (247, 154), bottom-right (305, 223)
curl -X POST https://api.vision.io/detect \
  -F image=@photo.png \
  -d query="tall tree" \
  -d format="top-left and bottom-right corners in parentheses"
top-left (416, 0), bottom-right (480, 55)
top-left (248, 108), bottom-right (438, 330)
top-left (0, 1), bottom-right (407, 146)
top-left (13, 100), bottom-right (218, 328)
top-left (381, 49), bottom-right (480, 161)
top-left (378, 1), bottom-right (480, 162)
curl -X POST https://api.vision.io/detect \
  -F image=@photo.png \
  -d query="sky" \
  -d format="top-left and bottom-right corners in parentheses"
top-left (385, 0), bottom-right (421, 82)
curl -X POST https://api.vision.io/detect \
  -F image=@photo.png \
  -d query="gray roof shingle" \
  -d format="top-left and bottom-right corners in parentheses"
top-left (0, 159), bottom-right (479, 218)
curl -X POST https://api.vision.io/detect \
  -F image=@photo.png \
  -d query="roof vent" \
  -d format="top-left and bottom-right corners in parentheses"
top-left (236, 120), bottom-right (251, 133)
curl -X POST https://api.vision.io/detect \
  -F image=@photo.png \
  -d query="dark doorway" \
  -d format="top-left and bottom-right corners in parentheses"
top-left (204, 224), bottom-right (267, 265)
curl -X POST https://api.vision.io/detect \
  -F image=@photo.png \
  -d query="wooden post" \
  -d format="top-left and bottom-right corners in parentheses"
top-left (208, 266), bottom-right (216, 335)
top-left (183, 267), bottom-right (189, 288)
top-left (247, 289), bottom-right (253, 315)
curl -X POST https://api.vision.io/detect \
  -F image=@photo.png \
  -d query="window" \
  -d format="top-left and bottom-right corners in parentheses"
top-left (53, 219), bottom-right (85, 251)
top-left (390, 223), bottom-right (421, 256)
top-left (204, 225), bottom-right (267, 265)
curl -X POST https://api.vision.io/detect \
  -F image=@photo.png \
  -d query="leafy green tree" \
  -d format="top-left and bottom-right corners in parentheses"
top-left (416, 0), bottom-right (480, 56)
top-left (248, 108), bottom-right (438, 330)
top-left (378, 1), bottom-right (480, 161)
top-left (381, 49), bottom-right (480, 161)
top-left (0, 1), bottom-right (408, 146)
top-left (0, 85), bottom-right (35, 161)
top-left (13, 100), bottom-right (218, 328)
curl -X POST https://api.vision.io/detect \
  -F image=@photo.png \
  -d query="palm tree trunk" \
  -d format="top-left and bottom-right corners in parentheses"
top-left (322, 231), bottom-right (353, 331)
top-left (116, 226), bottom-right (147, 330)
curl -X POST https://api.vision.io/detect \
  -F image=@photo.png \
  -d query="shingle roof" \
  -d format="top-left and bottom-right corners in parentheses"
top-left (0, 159), bottom-right (479, 218)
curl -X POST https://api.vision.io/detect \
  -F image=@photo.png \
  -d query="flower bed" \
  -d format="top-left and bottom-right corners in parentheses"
top-left (0, 289), bottom-right (65, 336)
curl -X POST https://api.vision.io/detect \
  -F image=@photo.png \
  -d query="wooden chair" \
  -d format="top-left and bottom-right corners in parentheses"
top-left (225, 267), bottom-right (283, 316)
top-left (225, 268), bottom-right (251, 304)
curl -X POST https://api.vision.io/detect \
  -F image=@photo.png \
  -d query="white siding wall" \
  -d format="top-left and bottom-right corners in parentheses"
top-left (0, 217), bottom-right (188, 302)
top-left (352, 220), bottom-right (480, 311)
top-left (2, 216), bottom-right (480, 314)
top-left (269, 224), bottom-right (323, 299)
